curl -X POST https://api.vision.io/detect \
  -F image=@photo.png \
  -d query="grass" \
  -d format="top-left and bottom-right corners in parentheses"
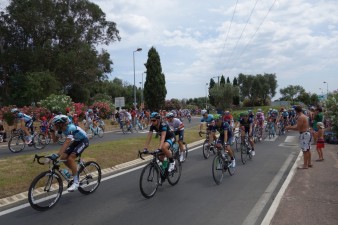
top-left (0, 125), bottom-right (203, 199)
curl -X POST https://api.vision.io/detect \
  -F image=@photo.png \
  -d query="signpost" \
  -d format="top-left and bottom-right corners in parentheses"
top-left (115, 97), bottom-right (125, 109)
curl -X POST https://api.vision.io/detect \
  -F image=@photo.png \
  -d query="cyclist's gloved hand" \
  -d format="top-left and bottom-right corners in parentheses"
top-left (142, 148), bottom-right (148, 154)
top-left (154, 149), bottom-right (161, 154)
top-left (50, 153), bottom-right (60, 160)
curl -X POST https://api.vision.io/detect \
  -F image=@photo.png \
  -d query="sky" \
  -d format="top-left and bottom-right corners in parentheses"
top-left (1, 0), bottom-right (338, 101)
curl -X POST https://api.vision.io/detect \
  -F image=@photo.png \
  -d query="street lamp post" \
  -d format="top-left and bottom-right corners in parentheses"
top-left (133, 48), bottom-right (142, 109)
top-left (323, 81), bottom-right (328, 99)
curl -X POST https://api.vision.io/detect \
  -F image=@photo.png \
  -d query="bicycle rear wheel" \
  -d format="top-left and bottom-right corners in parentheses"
top-left (212, 155), bottom-right (224, 185)
top-left (8, 135), bottom-right (25, 153)
top-left (202, 140), bottom-right (211, 159)
top-left (139, 163), bottom-right (159, 198)
top-left (39, 133), bottom-right (51, 145)
top-left (78, 161), bottom-right (101, 194)
top-left (28, 171), bottom-right (63, 211)
top-left (122, 123), bottom-right (129, 134)
top-left (167, 158), bottom-right (182, 186)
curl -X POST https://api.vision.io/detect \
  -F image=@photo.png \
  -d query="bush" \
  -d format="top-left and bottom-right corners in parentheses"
top-left (40, 94), bottom-right (73, 114)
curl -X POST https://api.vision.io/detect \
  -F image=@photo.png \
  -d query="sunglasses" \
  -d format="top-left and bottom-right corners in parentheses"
top-left (151, 119), bottom-right (157, 122)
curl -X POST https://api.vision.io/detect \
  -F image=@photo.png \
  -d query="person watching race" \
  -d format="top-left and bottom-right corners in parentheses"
top-left (143, 112), bottom-right (176, 172)
top-left (166, 112), bottom-right (186, 162)
top-left (11, 108), bottom-right (33, 144)
top-left (50, 115), bottom-right (89, 192)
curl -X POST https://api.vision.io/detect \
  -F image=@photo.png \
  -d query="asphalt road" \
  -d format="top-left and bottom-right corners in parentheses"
top-left (0, 130), bottom-right (300, 225)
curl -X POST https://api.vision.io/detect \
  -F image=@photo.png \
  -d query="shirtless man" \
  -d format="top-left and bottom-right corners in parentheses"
top-left (285, 105), bottom-right (312, 169)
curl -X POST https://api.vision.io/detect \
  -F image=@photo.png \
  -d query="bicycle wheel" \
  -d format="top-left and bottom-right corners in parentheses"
top-left (58, 133), bottom-right (66, 144)
top-left (202, 140), bottom-right (211, 159)
top-left (33, 134), bottom-right (45, 149)
top-left (212, 155), bottom-right (224, 185)
top-left (97, 127), bottom-right (104, 138)
top-left (78, 161), bottom-right (102, 194)
top-left (235, 136), bottom-right (241, 152)
top-left (167, 158), bottom-right (182, 186)
top-left (226, 155), bottom-right (235, 176)
top-left (28, 171), bottom-right (63, 211)
top-left (39, 133), bottom-right (51, 145)
top-left (122, 123), bottom-right (129, 134)
top-left (240, 144), bottom-right (248, 164)
top-left (8, 135), bottom-right (25, 153)
top-left (139, 163), bottom-right (159, 198)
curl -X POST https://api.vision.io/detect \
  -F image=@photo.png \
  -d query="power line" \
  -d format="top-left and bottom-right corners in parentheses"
top-left (226, 0), bottom-right (278, 74)
top-left (224, 0), bottom-right (260, 69)
top-left (218, 0), bottom-right (239, 62)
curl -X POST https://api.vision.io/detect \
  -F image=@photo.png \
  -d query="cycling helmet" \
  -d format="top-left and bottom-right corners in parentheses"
top-left (87, 109), bottom-right (93, 113)
top-left (224, 111), bottom-right (230, 115)
top-left (257, 109), bottom-right (262, 112)
top-left (52, 115), bottom-right (69, 125)
top-left (150, 112), bottom-right (161, 119)
top-left (201, 110), bottom-right (207, 115)
top-left (166, 112), bottom-right (174, 118)
top-left (11, 108), bottom-right (20, 114)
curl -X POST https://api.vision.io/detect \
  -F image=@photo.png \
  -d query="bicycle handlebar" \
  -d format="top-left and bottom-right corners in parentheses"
top-left (138, 149), bottom-right (163, 160)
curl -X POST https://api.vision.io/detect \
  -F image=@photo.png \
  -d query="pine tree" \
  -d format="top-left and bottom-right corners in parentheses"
top-left (144, 47), bottom-right (167, 111)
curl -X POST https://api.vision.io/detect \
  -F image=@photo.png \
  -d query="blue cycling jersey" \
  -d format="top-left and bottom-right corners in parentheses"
top-left (16, 112), bottom-right (32, 123)
top-left (63, 124), bottom-right (88, 141)
top-left (201, 114), bottom-right (214, 123)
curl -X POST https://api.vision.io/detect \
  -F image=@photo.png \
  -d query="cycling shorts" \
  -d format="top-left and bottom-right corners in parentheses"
top-left (64, 139), bottom-right (89, 156)
top-left (174, 130), bottom-right (184, 141)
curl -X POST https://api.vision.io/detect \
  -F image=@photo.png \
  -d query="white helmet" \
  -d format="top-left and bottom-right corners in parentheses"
top-left (201, 110), bottom-right (207, 115)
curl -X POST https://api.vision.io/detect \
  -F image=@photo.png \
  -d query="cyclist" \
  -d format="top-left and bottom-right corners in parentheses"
top-left (248, 110), bottom-right (255, 120)
top-left (256, 109), bottom-right (265, 140)
top-left (239, 112), bottom-right (255, 155)
top-left (199, 109), bottom-right (215, 146)
top-left (143, 112), bottom-right (176, 172)
top-left (214, 117), bottom-right (236, 167)
top-left (166, 112), bottom-right (186, 162)
top-left (11, 108), bottom-right (33, 144)
top-left (50, 115), bottom-right (89, 192)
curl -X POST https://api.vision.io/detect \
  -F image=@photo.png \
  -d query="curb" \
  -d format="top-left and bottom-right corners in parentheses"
top-left (0, 139), bottom-right (205, 212)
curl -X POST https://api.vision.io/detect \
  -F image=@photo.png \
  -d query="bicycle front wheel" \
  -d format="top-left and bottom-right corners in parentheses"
top-left (97, 127), bottom-right (104, 138)
top-left (212, 155), bottom-right (224, 185)
top-left (139, 163), bottom-right (159, 198)
top-left (28, 171), bottom-right (63, 211)
top-left (240, 144), bottom-right (248, 165)
top-left (78, 161), bottom-right (101, 194)
top-left (202, 140), bottom-right (210, 159)
top-left (167, 158), bottom-right (182, 186)
top-left (8, 135), bottom-right (25, 153)
top-left (33, 134), bottom-right (45, 149)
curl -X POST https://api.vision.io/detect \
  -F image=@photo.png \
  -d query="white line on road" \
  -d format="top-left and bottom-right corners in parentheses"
top-left (242, 153), bottom-right (295, 225)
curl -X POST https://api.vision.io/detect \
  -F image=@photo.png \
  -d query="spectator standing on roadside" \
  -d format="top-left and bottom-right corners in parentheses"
top-left (311, 122), bottom-right (325, 161)
top-left (285, 105), bottom-right (313, 169)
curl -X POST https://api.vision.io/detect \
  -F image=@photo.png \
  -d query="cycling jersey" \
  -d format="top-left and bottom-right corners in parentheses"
top-left (167, 118), bottom-right (184, 131)
top-left (63, 124), bottom-right (88, 141)
top-left (256, 112), bottom-right (264, 121)
top-left (201, 114), bottom-right (214, 124)
top-left (17, 112), bottom-right (32, 123)
top-left (149, 122), bottom-right (175, 141)
top-left (282, 111), bottom-right (289, 118)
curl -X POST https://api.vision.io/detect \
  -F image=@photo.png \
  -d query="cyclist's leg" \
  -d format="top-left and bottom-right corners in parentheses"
top-left (177, 130), bottom-right (185, 153)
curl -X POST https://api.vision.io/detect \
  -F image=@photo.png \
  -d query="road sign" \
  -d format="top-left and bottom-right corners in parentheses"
top-left (115, 97), bottom-right (125, 108)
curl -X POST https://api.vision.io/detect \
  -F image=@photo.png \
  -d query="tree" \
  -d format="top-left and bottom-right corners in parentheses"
top-left (220, 75), bottom-right (225, 86)
top-left (209, 83), bottom-right (234, 111)
top-left (226, 77), bottom-right (231, 84)
top-left (208, 78), bottom-right (216, 106)
top-left (144, 47), bottom-right (167, 111)
top-left (0, 0), bottom-right (121, 105)
top-left (280, 85), bottom-right (305, 103)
